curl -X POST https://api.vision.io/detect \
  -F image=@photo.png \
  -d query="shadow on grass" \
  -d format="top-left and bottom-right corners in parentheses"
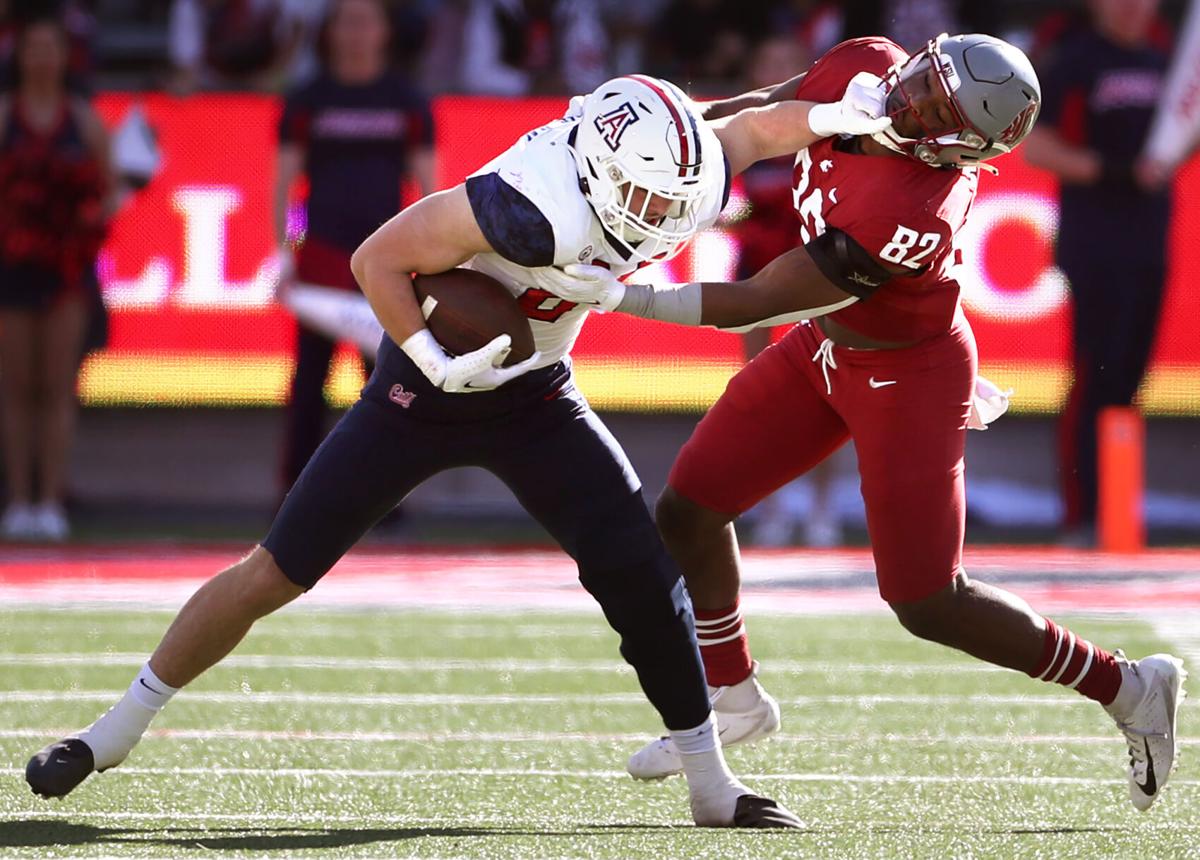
top-left (0, 819), bottom-right (705, 852)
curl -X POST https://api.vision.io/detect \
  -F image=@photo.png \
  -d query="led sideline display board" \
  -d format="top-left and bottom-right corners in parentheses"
top-left (86, 94), bottom-right (1200, 414)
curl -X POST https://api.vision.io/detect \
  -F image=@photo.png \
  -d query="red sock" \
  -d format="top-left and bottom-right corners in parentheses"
top-left (694, 599), bottom-right (753, 687)
top-left (1029, 617), bottom-right (1122, 705)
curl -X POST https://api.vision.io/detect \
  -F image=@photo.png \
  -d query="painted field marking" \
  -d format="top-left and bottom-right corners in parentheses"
top-left (0, 690), bottom-right (1114, 707)
top-left (2, 765), bottom-right (1197, 786)
top-left (10, 808), bottom-right (1197, 836)
top-left (0, 652), bottom-right (1007, 675)
top-left (2, 727), bottom-right (1194, 746)
top-left (1151, 615), bottom-right (1200, 667)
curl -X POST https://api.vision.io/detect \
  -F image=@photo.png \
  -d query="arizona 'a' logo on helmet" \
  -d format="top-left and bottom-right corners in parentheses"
top-left (593, 102), bottom-right (640, 152)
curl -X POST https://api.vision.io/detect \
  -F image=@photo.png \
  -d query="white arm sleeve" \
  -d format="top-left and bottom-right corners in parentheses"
top-left (616, 282), bottom-right (703, 326)
top-left (617, 282), bottom-right (858, 331)
top-left (714, 297), bottom-right (859, 333)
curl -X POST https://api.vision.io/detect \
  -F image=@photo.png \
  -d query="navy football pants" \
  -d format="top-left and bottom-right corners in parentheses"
top-left (280, 324), bottom-right (372, 493)
top-left (1057, 253), bottom-right (1166, 527)
top-left (264, 348), bottom-right (711, 731)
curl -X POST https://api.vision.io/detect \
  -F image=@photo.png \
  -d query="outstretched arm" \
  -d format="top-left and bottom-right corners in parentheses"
top-left (712, 72), bottom-right (890, 176)
top-left (699, 73), bottom-right (809, 121)
top-left (539, 228), bottom-right (904, 332)
top-left (693, 245), bottom-right (861, 330)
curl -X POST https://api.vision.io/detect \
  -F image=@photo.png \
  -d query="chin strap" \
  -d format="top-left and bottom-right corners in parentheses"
top-left (870, 129), bottom-right (1001, 176)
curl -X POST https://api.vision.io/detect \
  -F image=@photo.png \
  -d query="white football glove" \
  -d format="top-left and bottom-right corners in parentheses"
top-left (527, 264), bottom-right (626, 312)
top-left (400, 329), bottom-right (541, 393)
top-left (807, 71), bottom-right (892, 138)
top-left (967, 376), bottom-right (1013, 430)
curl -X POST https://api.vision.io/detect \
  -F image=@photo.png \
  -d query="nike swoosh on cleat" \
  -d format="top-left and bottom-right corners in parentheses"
top-left (1138, 739), bottom-right (1157, 796)
top-left (139, 678), bottom-right (163, 695)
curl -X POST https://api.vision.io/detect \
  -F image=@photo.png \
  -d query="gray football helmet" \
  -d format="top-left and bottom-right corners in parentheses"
top-left (874, 33), bottom-right (1041, 167)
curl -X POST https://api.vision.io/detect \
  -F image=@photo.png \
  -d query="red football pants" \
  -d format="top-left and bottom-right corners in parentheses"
top-left (669, 314), bottom-right (977, 603)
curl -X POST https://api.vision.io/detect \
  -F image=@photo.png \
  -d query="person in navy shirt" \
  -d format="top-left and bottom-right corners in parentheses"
top-left (274, 0), bottom-right (435, 493)
top-left (1024, 0), bottom-right (1174, 544)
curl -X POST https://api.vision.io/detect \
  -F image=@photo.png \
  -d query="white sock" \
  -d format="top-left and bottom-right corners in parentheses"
top-left (672, 714), bottom-right (748, 825)
top-left (1106, 661), bottom-right (1147, 716)
top-left (77, 663), bottom-right (179, 770)
top-left (710, 666), bottom-right (762, 712)
top-left (671, 714), bottom-right (720, 756)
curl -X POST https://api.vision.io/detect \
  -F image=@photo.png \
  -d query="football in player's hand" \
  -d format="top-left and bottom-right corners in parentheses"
top-left (413, 269), bottom-right (535, 367)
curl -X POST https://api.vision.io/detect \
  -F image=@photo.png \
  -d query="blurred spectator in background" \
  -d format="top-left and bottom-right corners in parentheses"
top-left (459, 0), bottom-right (607, 95)
top-left (646, 0), bottom-right (770, 91)
top-left (1023, 0), bottom-right (1174, 545)
top-left (0, 12), bottom-right (113, 541)
top-left (879, 0), bottom-right (960, 52)
top-left (274, 0), bottom-right (435, 496)
top-left (168, 0), bottom-right (330, 92)
top-left (1, 0), bottom-right (95, 91)
top-left (417, 0), bottom-right (468, 93)
top-left (726, 36), bottom-right (844, 546)
top-left (598, 0), bottom-right (667, 77)
top-left (770, 1), bottom-right (845, 60)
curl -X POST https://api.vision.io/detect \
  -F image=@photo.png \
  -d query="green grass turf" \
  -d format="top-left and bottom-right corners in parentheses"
top-left (1, 608), bottom-right (1196, 859)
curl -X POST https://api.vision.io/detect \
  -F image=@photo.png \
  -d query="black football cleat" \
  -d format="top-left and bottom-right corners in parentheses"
top-left (732, 794), bottom-right (804, 828)
top-left (26, 737), bottom-right (96, 798)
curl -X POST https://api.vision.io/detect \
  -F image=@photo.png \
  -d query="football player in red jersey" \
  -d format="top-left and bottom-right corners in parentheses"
top-left (546, 34), bottom-right (1186, 811)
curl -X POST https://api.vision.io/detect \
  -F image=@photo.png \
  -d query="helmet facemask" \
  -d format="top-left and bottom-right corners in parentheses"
top-left (874, 37), bottom-right (998, 168)
top-left (873, 34), bottom-right (1041, 170)
top-left (590, 161), bottom-right (704, 262)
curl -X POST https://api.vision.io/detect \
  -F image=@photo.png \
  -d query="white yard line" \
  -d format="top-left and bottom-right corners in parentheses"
top-left (0, 652), bottom-right (1005, 675)
top-left (2, 727), bottom-right (1192, 746)
top-left (1150, 614), bottom-right (1200, 668)
top-left (0, 617), bottom-right (616, 641)
top-left (0, 689), bottom-right (1095, 707)
top-left (2, 765), bottom-right (1196, 786)
top-left (11, 808), bottom-right (1196, 837)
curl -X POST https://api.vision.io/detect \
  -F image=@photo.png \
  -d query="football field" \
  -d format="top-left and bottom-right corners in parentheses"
top-left (1, 549), bottom-right (1199, 859)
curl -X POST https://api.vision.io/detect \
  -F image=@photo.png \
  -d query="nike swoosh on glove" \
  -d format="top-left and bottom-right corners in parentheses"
top-left (528, 264), bottom-right (626, 312)
top-left (807, 71), bottom-right (892, 138)
top-left (402, 329), bottom-right (541, 393)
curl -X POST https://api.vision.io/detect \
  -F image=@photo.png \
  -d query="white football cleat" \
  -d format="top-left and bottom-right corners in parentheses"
top-left (1108, 652), bottom-right (1187, 811)
top-left (1, 503), bottom-right (38, 541)
top-left (628, 664), bottom-right (781, 780)
top-left (31, 502), bottom-right (69, 543)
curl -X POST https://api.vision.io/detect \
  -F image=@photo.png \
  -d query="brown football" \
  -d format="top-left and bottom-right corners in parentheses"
top-left (412, 268), bottom-right (535, 367)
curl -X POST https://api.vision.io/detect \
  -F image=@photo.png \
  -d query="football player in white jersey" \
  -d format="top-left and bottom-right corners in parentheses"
top-left (27, 74), bottom-right (887, 827)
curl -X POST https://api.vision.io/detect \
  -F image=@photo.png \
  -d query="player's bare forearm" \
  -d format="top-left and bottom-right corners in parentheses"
top-left (699, 247), bottom-right (856, 328)
top-left (699, 72), bottom-right (808, 120)
top-left (700, 87), bottom-right (774, 121)
top-left (713, 100), bottom-right (824, 177)
top-left (350, 185), bottom-right (493, 344)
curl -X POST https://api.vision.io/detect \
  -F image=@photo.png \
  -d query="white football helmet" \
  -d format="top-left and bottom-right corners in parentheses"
top-left (570, 75), bottom-right (717, 262)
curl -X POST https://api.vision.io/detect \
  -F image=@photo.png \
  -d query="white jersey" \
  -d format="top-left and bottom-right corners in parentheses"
top-left (462, 105), bottom-right (729, 369)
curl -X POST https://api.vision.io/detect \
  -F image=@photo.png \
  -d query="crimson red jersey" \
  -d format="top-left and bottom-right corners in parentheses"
top-left (793, 38), bottom-right (978, 342)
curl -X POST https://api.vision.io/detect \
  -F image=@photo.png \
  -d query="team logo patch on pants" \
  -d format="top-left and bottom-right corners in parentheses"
top-left (389, 384), bottom-right (416, 408)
